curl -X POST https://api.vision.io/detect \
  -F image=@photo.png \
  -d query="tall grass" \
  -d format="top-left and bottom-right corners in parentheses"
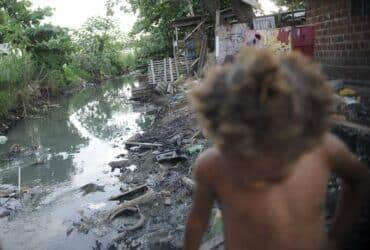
top-left (0, 53), bottom-right (35, 89)
top-left (0, 53), bottom-right (35, 117)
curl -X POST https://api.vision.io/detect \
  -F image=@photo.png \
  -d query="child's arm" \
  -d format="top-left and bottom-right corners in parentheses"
top-left (326, 135), bottom-right (370, 248)
top-left (184, 156), bottom-right (215, 250)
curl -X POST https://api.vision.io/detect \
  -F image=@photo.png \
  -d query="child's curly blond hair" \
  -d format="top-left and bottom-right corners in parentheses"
top-left (190, 48), bottom-right (333, 160)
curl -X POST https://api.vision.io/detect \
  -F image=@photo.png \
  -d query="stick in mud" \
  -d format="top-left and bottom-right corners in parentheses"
top-left (109, 185), bottom-right (149, 201)
top-left (124, 142), bottom-right (163, 148)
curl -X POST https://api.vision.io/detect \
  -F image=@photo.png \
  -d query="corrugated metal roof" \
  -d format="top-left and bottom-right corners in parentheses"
top-left (241, 0), bottom-right (259, 8)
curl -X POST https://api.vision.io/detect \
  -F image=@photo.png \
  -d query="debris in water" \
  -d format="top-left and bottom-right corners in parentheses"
top-left (88, 202), bottom-right (106, 210)
top-left (66, 227), bottom-right (74, 236)
top-left (126, 165), bottom-right (138, 172)
top-left (31, 160), bottom-right (46, 166)
top-left (109, 160), bottom-right (130, 171)
top-left (0, 136), bottom-right (7, 145)
top-left (79, 183), bottom-right (105, 196)
top-left (0, 207), bottom-right (10, 218)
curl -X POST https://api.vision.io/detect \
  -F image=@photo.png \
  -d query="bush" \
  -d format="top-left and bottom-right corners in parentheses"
top-left (0, 53), bottom-right (35, 90)
top-left (72, 16), bottom-right (136, 81)
top-left (0, 91), bottom-right (12, 117)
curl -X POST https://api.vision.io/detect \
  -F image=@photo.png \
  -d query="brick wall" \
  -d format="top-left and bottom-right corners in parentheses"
top-left (306, 0), bottom-right (370, 83)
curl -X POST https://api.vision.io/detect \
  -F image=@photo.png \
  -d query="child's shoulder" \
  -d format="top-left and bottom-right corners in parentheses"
top-left (320, 133), bottom-right (350, 157)
top-left (316, 133), bottom-right (353, 169)
top-left (193, 147), bottom-right (222, 183)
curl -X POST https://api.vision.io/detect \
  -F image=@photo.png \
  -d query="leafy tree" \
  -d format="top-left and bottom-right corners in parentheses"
top-left (105, 0), bottom-right (241, 65)
top-left (0, 0), bottom-right (52, 45)
top-left (72, 16), bottom-right (134, 82)
top-left (0, 0), bottom-right (74, 86)
top-left (272, 0), bottom-right (305, 10)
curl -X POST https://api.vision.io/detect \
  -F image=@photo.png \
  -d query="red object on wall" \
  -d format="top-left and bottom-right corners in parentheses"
top-left (292, 25), bottom-right (315, 58)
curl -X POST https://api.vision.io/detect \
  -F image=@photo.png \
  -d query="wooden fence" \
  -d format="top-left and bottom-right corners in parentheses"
top-left (147, 57), bottom-right (195, 93)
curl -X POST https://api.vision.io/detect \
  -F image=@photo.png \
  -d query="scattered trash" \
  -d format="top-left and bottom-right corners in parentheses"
top-left (115, 153), bottom-right (127, 159)
top-left (9, 144), bottom-right (25, 154)
top-left (182, 177), bottom-right (195, 191)
top-left (109, 185), bottom-right (149, 202)
top-left (109, 189), bottom-right (156, 221)
top-left (79, 183), bottom-right (105, 196)
top-left (113, 209), bottom-right (146, 242)
top-left (125, 142), bottom-right (163, 149)
top-left (155, 150), bottom-right (188, 164)
top-left (0, 187), bottom-right (29, 198)
top-left (0, 207), bottom-right (10, 218)
top-left (164, 197), bottom-right (172, 206)
top-left (31, 160), bottom-right (46, 166)
top-left (66, 227), bottom-right (74, 237)
top-left (0, 136), bottom-right (7, 145)
top-left (126, 165), bottom-right (138, 172)
top-left (186, 144), bottom-right (204, 155)
top-left (338, 88), bottom-right (356, 97)
top-left (109, 160), bottom-right (130, 171)
top-left (168, 134), bottom-right (183, 146)
top-left (87, 202), bottom-right (106, 210)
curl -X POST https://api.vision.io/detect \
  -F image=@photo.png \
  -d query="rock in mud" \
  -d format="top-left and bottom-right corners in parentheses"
top-left (79, 183), bottom-right (105, 196)
top-left (0, 207), bottom-right (10, 218)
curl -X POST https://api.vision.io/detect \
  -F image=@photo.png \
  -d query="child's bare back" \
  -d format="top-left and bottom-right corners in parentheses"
top-left (184, 48), bottom-right (370, 250)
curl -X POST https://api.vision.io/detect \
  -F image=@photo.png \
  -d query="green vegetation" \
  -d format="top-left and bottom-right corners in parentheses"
top-left (272, 0), bottom-right (305, 10)
top-left (72, 16), bottom-right (136, 82)
top-left (0, 0), bottom-right (134, 120)
top-left (106, 0), bottom-right (234, 66)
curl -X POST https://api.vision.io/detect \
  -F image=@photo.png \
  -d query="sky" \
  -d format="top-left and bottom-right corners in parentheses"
top-left (31, 0), bottom-right (279, 32)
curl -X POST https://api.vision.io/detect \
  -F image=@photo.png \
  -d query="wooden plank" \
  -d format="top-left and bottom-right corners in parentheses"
top-left (150, 60), bottom-right (156, 85)
top-left (163, 58), bottom-right (167, 83)
top-left (125, 142), bottom-right (163, 148)
top-left (169, 58), bottom-right (174, 83)
top-left (184, 20), bottom-right (206, 42)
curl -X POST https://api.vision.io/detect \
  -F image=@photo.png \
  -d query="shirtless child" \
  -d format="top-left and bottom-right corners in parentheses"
top-left (184, 48), bottom-right (370, 250)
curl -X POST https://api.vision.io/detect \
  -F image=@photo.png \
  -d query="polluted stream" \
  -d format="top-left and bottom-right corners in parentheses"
top-left (0, 79), bottom-right (155, 250)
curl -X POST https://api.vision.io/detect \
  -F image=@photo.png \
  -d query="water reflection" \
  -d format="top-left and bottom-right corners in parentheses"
top-left (0, 78), bottom-right (151, 189)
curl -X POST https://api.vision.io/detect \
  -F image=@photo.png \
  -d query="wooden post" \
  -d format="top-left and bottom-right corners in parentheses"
top-left (163, 58), bottom-right (167, 83)
top-left (169, 58), bottom-right (174, 83)
top-left (174, 28), bottom-right (180, 77)
top-left (150, 60), bottom-right (156, 85)
top-left (216, 10), bottom-right (221, 27)
top-left (215, 10), bottom-right (221, 60)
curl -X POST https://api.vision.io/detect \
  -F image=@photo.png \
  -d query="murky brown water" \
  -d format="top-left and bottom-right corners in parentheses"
top-left (0, 78), bottom-right (153, 250)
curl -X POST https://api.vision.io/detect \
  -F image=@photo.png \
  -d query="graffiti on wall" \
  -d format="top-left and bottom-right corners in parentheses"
top-left (245, 27), bottom-right (292, 54)
top-left (216, 23), bottom-right (249, 64)
top-left (216, 23), bottom-right (293, 64)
